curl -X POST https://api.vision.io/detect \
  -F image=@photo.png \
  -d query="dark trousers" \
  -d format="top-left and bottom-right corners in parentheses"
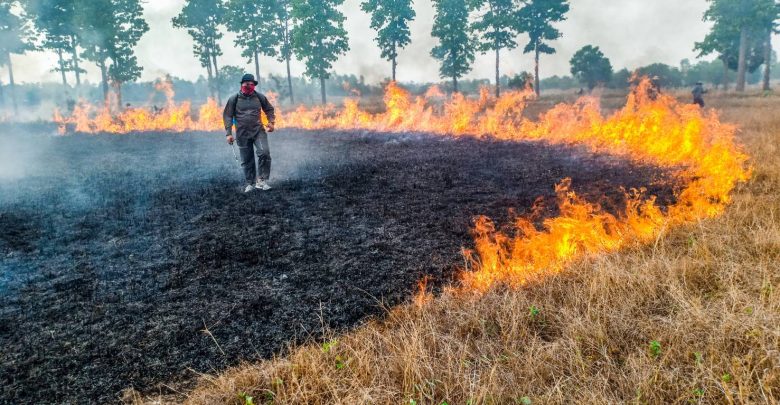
top-left (237, 132), bottom-right (271, 184)
top-left (693, 97), bottom-right (705, 107)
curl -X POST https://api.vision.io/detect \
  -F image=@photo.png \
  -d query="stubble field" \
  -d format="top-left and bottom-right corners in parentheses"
top-left (0, 125), bottom-right (676, 403)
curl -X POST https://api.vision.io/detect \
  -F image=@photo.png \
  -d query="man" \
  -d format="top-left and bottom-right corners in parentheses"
top-left (692, 81), bottom-right (707, 107)
top-left (648, 75), bottom-right (662, 101)
top-left (223, 73), bottom-right (276, 192)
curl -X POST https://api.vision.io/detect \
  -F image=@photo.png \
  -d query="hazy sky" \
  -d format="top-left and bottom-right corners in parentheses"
top-left (5, 0), bottom-right (777, 85)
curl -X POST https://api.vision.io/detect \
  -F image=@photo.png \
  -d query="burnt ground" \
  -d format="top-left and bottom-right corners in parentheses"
top-left (0, 125), bottom-right (678, 403)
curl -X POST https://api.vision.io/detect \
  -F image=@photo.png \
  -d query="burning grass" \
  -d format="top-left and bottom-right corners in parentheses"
top-left (49, 80), bottom-right (765, 402)
top-left (138, 91), bottom-right (778, 404)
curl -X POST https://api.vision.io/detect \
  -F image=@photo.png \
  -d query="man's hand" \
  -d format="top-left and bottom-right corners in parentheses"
top-left (266, 122), bottom-right (275, 133)
top-left (226, 135), bottom-right (234, 145)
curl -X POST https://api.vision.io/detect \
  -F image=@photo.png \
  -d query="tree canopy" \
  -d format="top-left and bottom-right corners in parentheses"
top-left (291, 0), bottom-right (349, 104)
top-left (697, 0), bottom-right (778, 90)
top-left (76, 0), bottom-right (148, 106)
top-left (569, 45), bottom-right (612, 90)
top-left (360, 0), bottom-right (415, 81)
top-left (0, 0), bottom-right (35, 111)
top-left (471, 0), bottom-right (518, 96)
top-left (225, 0), bottom-right (281, 82)
top-left (516, 0), bottom-right (569, 95)
top-left (173, 0), bottom-right (225, 101)
top-left (24, 0), bottom-right (82, 86)
top-left (431, 0), bottom-right (475, 92)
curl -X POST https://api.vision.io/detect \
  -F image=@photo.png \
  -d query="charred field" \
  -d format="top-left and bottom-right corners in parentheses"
top-left (0, 124), bottom-right (678, 403)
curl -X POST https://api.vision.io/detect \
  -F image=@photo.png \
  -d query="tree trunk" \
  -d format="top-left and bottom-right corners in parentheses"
top-left (722, 58), bottom-right (729, 91)
top-left (736, 27), bottom-right (748, 91)
top-left (763, 30), bottom-right (772, 91)
top-left (391, 42), bottom-right (397, 82)
top-left (8, 52), bottom-right (18, 115)
top-left (286, 56), bottom-right (294, 104)
top-left (320, 76), bottom-right (326, 104)
top-left (211, 52), bottom-right (221, 104)
top-left (205, 52), bottom-right (214, 100)
top-left (114, 81), bottom-right (123, 111)
top-left (534, 45), bottom-right (540, 96)
top-left (495, 47), bottom-right (500, 98)
top-left (99, 60), bottom-right (109, 107)
top-left (254, 51), bottom-right (260, 84)
top-left (70, 36), bottom-right (81, 88)
top-left (57, 49), bottom-right (68, 86)
top-left (452, 76), bottom-right (458, 93)
top-left (284, 13), bottom-right (294, 104)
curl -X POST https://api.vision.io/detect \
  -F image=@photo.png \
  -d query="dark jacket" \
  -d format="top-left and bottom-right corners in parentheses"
top-left (223, 92), bottom-right (276, 137)
top-left (692, 84), bottom-right (707, 99)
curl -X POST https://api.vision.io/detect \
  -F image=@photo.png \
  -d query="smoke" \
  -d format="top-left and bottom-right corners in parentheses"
top-left (0, 126), bottom-right (54, 182)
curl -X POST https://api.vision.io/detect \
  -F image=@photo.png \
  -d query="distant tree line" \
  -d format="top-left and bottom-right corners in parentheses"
top-left (0, 0), bottom-right (777, 113)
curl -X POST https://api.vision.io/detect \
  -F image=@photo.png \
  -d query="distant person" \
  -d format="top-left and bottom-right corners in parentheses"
top-left (223, 73), bottom-right (276, 192)
top-left (692, 81), bottom-right (707, 107)
top-left (648, 75), bottom-right (662, 101)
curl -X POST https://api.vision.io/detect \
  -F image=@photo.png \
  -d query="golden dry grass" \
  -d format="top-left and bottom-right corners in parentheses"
top-left (142, 92), bottom-right (780, 405)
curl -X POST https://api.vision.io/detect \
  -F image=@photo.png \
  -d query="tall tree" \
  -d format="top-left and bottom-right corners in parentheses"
top-left (24, 0), bottom-right (85, 88)
top-left (430, 0), bottom-right (474, 93)
top-left (173, 0), bottom-right (226, 103)
top-left (470, 0), bottom-right (517, 97)
top-left (225, 0), bottom-right (280, 85)
top-left (696, 18), bottom-right (772, 91)
top-left (360, 0), bottom-right (415, 82)
top-left (762, 5), bottom-right (779, 91)
top-left (275, 0), bottom-right (295, 103)
top-left (569, 45), bottom-right (612, 90)
top-left (0, 0), bottom-right (33, 114)
top-left (106, 0), bottom-right (147, 108)
top-left (516, 0), bottom-right (569, 96)
top-left (701, 0), bottom-right (778, 92)
top-left (290, 0), bottom-right (349, 104)
top-left (77, 0), bottom-right (148, 108)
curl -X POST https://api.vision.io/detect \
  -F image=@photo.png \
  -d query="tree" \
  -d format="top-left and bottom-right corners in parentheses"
top-left (173, 0), bottom-right (226, 103)
top-left (700, 0), bottom-right (778, 92)
top-left (635, 63), bottom-right (684, 88)
top-left (25, 0), bottom-right (81, 87)
top-left (360, 0), bottom-right (415, 82)
top-left (507, 71), bottom-right (533, 89)
top-left (762, 5), bottom-right (779, 90)
top-left (430, 0), bottom-right (474, 93)
top-left (77, 0), bottom-right (148, 108)
top-left (471, 0), bottom-right (518, 97)
top-left (225, 0), bottom-right (280, 85)
top-left (609, 68), bottom-right (631, 89)
top-left (685, 59), bottom-right (730, 88)
top-left (274, 0), bottom-right (295, 103)
top-left (0, 0), bottom-right (34, 113)
top-left (516, 0), bottom-right (569, 96)
top-left (695, 17), bottom-right (769, 91)
top-left (290, 0), bottom-right (349, 104)
top-left (569, 45), bottom-right (612, 90)
top-left (218, 64), bottom-right (244, 97)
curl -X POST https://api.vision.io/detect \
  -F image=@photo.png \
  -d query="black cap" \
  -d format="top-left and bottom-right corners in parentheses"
top-left (240, 73), bottom-right (258, 85)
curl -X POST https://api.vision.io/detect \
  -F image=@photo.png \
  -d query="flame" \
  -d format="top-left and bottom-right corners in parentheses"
top-left (52, 79), bottom-right (750, 291)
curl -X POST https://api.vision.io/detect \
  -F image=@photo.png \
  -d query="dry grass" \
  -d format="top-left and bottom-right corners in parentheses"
top-left (144, 92), bottom-right (780, 405)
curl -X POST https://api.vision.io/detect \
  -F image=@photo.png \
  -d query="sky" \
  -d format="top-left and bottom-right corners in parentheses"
top-left (4, 0), bottom-right (778, 86)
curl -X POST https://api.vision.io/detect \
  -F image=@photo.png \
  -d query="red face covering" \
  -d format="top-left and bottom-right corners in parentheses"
top-left (241, 82), bottom-right (256, 95)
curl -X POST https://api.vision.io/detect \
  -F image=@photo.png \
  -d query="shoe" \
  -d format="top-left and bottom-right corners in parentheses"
top-left (244, 184), bottom-right (255, 193)
top-left (255, 179), bottom-right (272, 191)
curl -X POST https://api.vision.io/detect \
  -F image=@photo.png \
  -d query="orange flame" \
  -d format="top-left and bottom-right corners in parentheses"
top-left (52, 79), bottom-right (750, 291)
